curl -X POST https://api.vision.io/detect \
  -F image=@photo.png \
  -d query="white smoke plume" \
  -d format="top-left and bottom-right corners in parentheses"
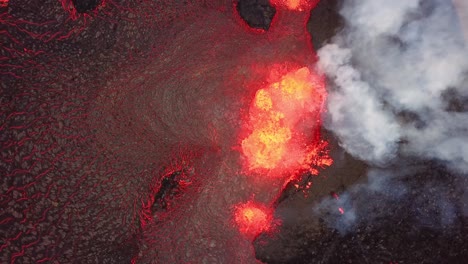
top-left (318, 0), bottom-right (468, 172)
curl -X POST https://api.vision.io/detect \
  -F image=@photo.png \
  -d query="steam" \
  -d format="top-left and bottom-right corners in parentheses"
top-left (313, 167), bottom-right (462, 234)
top-left (313, 0), bottom-right (468, 233)
top-left (318, 0), bottom-right (468, 171)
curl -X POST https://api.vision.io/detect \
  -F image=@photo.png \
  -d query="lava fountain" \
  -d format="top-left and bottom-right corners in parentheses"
top-left (241, 66), bottom-right (329, 176)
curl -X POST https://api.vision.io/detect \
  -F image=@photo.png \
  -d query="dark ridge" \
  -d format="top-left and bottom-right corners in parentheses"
top-left (72, 0), bottom-right (101, 13)
top-left (236, 0), bottom-right (276, 30)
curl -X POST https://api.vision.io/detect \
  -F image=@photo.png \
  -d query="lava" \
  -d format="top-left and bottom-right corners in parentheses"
top-left (235, 65), bottom-right (331, 239)
top-left (234, 201), bottom-right (272, 238)
top-left (2, 0), bottom-right (332, 262)
top-left (0, 0), bottom-right (8, 8)
top-left (270, 0), bottom-right (320, 11)
top-left (241, 66), bottom-right (329, 176)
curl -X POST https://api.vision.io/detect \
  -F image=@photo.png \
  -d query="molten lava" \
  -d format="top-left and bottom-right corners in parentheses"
top-left (270, 0), bottom-right (319, 11)
top-left (234, 201), bottom-right (272, 238)
top-left (241, 66), bottom-right (328, 176)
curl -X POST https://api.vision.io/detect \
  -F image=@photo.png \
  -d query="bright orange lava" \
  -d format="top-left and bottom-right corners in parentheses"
top-left (234, 201), bottom-right (271, 238)
top-left (270, 0), bottom-right (317, 11)
top-left (241, 66), bottom-right (329, 176)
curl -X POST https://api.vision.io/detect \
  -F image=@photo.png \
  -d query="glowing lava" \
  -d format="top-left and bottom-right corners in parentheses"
top-left (270, 0), bottom-right (319, 11)
top-left (241, 66), bottom-right (329, 175)
top-left (0, 0), bottom-right (8, 8)
top-left (234, 201), bottom-right (272, 238)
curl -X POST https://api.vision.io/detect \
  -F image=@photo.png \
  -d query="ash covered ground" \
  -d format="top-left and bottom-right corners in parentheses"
top-left (1, 0), bottom-right (468, 263)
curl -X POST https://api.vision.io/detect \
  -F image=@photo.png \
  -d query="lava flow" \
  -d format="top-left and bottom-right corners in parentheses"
top-left (232, 0), bottom-right (333, 242)
top-left (233, 66), bottom-right (332, 239)
top-left (2, 0), bottom-right (332, 262)
top-left (241, 66), bottom-right (331, 177)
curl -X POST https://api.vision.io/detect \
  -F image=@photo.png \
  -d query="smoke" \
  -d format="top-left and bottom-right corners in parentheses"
top-left (318, 0), bottom-right (468, 171)
top-left (313, 0), bottom-right (468, 234)
top-left (313, 166), bottom-right (465, 236)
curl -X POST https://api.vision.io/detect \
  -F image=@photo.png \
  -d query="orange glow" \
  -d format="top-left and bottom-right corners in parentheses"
top-left (270, 0), bottom-right (315, 11)
top-left (234, 201), bottom-right (272, 238)
top-left (0, 0), bottom-right (8, 8)
top-left (241, 66), bottom-right (329, 176)
top-left (284, 0), bottom-right (301, 10)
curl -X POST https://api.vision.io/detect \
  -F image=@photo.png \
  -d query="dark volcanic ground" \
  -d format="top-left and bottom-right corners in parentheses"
top-left (1, 0), bottom-right (468, 263)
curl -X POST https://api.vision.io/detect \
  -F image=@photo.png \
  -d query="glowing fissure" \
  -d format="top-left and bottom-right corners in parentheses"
top-left (241, 66), bottom-right (328, 175)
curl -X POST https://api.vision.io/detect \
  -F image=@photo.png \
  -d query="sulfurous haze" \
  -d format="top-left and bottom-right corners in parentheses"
top-left (315, 0), bottom-right (468, 233)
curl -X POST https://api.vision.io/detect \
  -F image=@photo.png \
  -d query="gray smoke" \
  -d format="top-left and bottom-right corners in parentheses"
top-left (313, 0), bottom-right (468, 233)
top-left (318, 0), bottom-right (468, 171)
